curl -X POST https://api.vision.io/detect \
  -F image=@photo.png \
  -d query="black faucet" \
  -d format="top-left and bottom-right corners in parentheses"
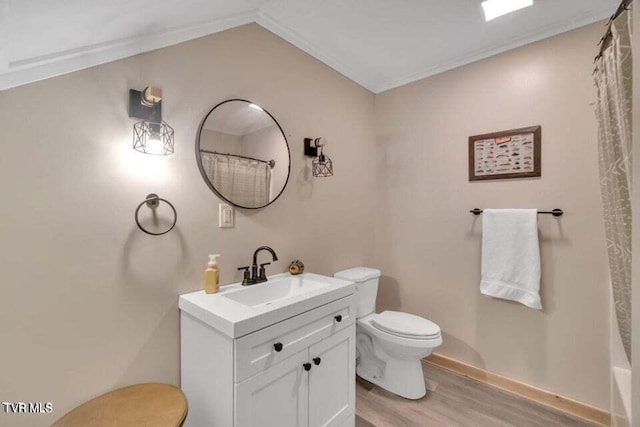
top-left (238, 246), bottom-right (278, 286)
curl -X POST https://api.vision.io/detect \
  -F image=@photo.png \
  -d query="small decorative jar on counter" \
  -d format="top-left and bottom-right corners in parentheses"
top-left (289, 260), bottom-right (305, 275)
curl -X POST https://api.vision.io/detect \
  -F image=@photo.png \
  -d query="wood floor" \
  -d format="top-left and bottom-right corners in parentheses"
top-left (355, 363), bottom-right (595, 427)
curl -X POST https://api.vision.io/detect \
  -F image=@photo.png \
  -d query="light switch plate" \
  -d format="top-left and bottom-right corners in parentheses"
top-left (219, 203), bottom-right (234, 228)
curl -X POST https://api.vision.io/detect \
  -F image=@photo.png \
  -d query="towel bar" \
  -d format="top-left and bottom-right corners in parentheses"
top-left (470, 208), bottom-right (563, 217)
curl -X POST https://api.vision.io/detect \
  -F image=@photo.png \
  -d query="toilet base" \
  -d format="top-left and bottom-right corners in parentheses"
top-left (357, 357), bottom-right (427, 400)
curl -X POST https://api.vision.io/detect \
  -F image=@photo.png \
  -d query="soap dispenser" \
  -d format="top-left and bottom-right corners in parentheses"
top-left (205, 254), bottom-right (221, 294)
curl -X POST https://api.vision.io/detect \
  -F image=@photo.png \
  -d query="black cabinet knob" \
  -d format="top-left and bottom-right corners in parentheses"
top-left (334, 314), bottom-right (342, 323)
top-left (303, 362), bottom-right (312, 371)
top-left (273, 342), bottom-right (283, 352)
top-left (313, 357), bottom-right (321, 366)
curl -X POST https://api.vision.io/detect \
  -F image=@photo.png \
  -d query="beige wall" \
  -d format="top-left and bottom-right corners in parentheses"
top-left (374, 22), bottom-right (610, 409)
top-left (200, 128), bottom-right (241, 152)
top-left (0, 24), bottom-right (376, 426)
top-left (240, 125), bottom-right (290, 199)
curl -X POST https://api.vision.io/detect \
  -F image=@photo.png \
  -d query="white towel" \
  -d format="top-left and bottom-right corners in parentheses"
top-left (480, 209), bottom-right (542, 310)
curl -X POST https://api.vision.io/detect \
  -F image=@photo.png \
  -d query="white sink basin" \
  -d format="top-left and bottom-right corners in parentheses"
top-left (222, 275), bottom-right (330, 308)
top-left (179, 273), bottom-right (355, 338)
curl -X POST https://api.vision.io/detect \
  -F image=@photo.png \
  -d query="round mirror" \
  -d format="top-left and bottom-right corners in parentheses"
top-left (196, 100), bottom-right (291, 209)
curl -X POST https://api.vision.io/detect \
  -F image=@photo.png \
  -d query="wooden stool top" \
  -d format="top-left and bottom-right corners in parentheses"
top-left (53, 383), bottom-right (188, 427)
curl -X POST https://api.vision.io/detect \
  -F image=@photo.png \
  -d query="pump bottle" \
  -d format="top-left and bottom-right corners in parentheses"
top-left (205, 254), bottom-right (221, 294)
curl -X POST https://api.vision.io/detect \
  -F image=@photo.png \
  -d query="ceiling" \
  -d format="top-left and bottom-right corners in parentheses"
top-left (0, 0), bottom-right (617, 93)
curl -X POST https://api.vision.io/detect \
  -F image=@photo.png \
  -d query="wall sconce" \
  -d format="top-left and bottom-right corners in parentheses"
top-left (128, 86), bottom-right (174, 156)
top-left (304, 137), bottom-right (333, 178)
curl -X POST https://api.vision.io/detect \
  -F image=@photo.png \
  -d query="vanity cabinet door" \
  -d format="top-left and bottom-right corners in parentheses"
top-left (308, 327), bottom-right (356, 427)
top-left (235, 349), bottom-right (309, 427)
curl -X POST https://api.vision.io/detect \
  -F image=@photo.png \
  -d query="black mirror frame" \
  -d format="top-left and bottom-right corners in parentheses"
top-left (195, 99), bottom-right (291, 210)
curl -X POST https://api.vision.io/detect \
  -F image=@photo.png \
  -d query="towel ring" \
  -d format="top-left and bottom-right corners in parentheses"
top-left (135, 193), bottom-right (177, 236)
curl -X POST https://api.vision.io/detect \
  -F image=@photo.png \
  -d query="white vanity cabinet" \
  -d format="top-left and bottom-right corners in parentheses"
top-left (236, 328), bottom-right (354, 427)
top-left (180, 285), bottom-right (356, 427)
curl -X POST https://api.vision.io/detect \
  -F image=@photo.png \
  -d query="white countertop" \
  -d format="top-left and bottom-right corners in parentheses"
top-left (179, 273), bottom-right (355, 338)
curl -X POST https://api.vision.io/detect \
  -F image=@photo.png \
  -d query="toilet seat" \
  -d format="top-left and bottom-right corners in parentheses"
top-left (357, 315), bottom-right (441, 353)
top-left (371, 311), bottom-right (441, 340)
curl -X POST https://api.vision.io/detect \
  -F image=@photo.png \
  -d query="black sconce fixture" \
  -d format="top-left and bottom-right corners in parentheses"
top-left (304, 137), bottom-right (333, 177)
top-left (128, 86), bottom-right (174, 156)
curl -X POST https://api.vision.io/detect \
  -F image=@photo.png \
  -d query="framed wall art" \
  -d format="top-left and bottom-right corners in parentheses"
top-left (468, 125), bottom-right (541, 181)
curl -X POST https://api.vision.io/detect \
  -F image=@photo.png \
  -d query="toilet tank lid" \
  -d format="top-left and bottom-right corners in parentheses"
top-left (334, 267), bottom-right (381, 282)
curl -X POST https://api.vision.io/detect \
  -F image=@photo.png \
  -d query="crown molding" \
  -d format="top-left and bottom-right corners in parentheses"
top-left (0, 6), bottom-right (615, 93)
top-left (0, 10), bottom-right (257, 91)
top-left (374, 8), bottom-right (613, 93)
top-left (254, 10), bottom-right (377, 93)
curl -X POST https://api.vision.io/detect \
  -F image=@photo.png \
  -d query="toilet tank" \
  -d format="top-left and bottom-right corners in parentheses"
top-left (334, 267), bottom-right (381, 318)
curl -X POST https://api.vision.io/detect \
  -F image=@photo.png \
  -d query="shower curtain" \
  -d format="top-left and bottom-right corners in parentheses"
top-left (201, 153), bottom-right (271, 207)
top-left (594, 7), bottom-right (633, 362)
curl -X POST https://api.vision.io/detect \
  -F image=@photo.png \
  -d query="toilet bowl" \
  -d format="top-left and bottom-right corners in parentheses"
top-left (334, 267), bottom-right (442, 400)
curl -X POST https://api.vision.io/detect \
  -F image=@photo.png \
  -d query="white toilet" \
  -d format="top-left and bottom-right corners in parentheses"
top-left (334, 267), bottom-right (442, 400)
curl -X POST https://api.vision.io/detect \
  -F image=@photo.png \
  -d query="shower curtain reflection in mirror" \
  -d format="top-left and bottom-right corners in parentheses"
top-left (201, 152), bottom-right (271, 208)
